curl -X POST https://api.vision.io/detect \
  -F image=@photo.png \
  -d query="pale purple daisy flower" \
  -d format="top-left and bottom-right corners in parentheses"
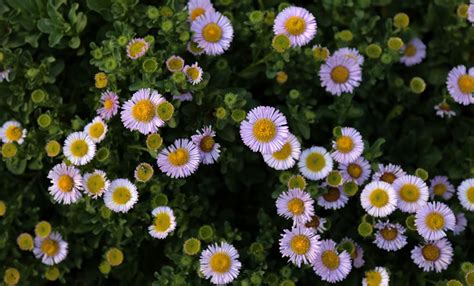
top-left (340, 238), bottom-right (365, 268)
top-left (360, 181), bottom-right (398, 217)
top-left (47, 163), bottom-right (83, 204)
top-left (415, 202), bottom-right (455, 241)
top-left (240, 106), bottom-right (289, 155)
top-left (183, 62), bottom-right (203, 85)
top-left (298, 146), bottom-right (333, 181)
top-left (411, 238), bottom-right (453, 272)
top-left (104, 179), bottom-right (139, 213)
top-left (63, 131), bottom-right (96, 166)
top-left (468, 1), bottom-right (474, 25)
top-left (331, 127), bottom-right (364, 164)
top-left (191, 11), bottom-right (233, 56)
top-left (97, 90), bottom-right (119, 120)
top-left (0, 120), bottom-right (27, 144)
top-left (362, 267), bottom-right (390, 286)
top-left (339, 156), bottom-right (371, 185)
top-left (82, 169), bottom-right (109, 199)
top-left (429, 176), bottom-right (455, 200)
top-left (373, 220), bottom-right (408, 251)
top-left (434, 102), bottom-right (456, 118)
top-left (157, 138), bottom-right (201, 178)
top-left (191, 125), bottom-right (220, 165)
top-left (187, 0), bottom-right (214, 22)
top-left (199, 242), bottom-right (241, 285)
top-left (304, 215), bottom-right (328, 234)
top-left (457, 178), bottom-right (474, 211)
top-left (148, 206), bottom-right (176, 239)
top-left (319, 53), bottom-right (362, 96)
top-left (313, 239), bottom-right (352, 283)
top-left (273, 6), bottom-right (317, 47)
top-left (279, 226), bottom-right (320, 268)
top-left (126, 38), bottom-right (149, 60)
top-left (33, 232), bottom-right (68, 265)
top-left (173, 92), bottom-right (193, 102)
top-left (400, 38), bottom-right (426, 66)
top-left (121, 88), bottom-right (166, 135)
top-left (392, 175), bottom-right (429, 213)
top-left (453, 212), bottom-right (467, 235)
top-left (263, 133), bottom-right (301, 170)
top-left (165, 55), bottom-right (185, 72)
top-left (0, 69), bottom-right (11, 82)
top-left (372, 163), bottom-right (407, 184)
top-left (446, 65), bottom-right (474, 106)
top-left (276, 188), bottom-right (315, 225)
top-left (333, 47), bottom-right (364, 65)
top-left (317, 185), bottom-right (349, 210)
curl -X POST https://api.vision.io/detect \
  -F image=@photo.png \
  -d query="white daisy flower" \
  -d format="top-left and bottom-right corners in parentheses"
top-left (333, 47), bottom-right (364, 65)
top-left (317, 185), bottom-right (349, 210)
top-left (372, 163), bottom-right (407, 184)
top-left (331, 127), bottom-right (364, 164)
top-left (400, 38), bottom-right (426, 67)
top-left (279, 226), bottom-right (320, 267)
top-left (33, 232), bottom-right (68, 265)
top-left (276, 188), bottom-right (315, 225)
top-left (392, 175), bottom-right (429, 213)
top-left (148, 206), bottom-right (176, 239)
top-left (362, 267), bottom-right (390, 286)
top-left (191, 126), bottom-right (221, 165)
top-left (339, 156), bottom-right (371, 185)
top-left (457, 178), bottom-right (474, 211)
top-left (82, 169), bottom-right (109, 198)
top-left (304, 215), bottom-right (328, 234)
top-left (373, 220), bottom-right (408, 251)
top-left (63, 131), bottom-right (96, 166)
top-left (411, 238), bottom-right (453, 272)
top-left (434, 102), bottom-right (456, 118)
top-left (104, 179), bottom-right (139, 213)
top-left (429, 176), bottom-right (455, 200)
top-left (312, 239), bottom-right (352, 283)
top-left (446, 65), bottom-right (474, 106)
top-left (47, 163), bottom-right (83, 204)
top-left (199, 242), bottom-right (242, 285)
top-left (183, 62), bottom-right (203, 85)
top-left (360, 181), bottom-right (397, 217)
top-left (319, 54), bottom-right (362, 96)
top-left (84, 116), bottom-right (108, 143)
top-left (191, 11), bottom-right (234, 56)
top-left (263, 133), bottom-right (301, 170)
top-left (187, 0), bottom-right (214, 21)
top-left (0, 120), bottom-right (27, 144)
top-left (298, 146), bottom-right (333, 181)
top-left (157, 138), bottom-right (201, 178)
top-left (415, 202), bottom-right (455, 241)
top-left (273, 6), bottom-right (317, 47)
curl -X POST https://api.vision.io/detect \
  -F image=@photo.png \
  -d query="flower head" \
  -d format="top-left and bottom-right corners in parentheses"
top-left (199, 242), bottom-right (242, 285)
top-left (148, 206), bottom-right (176, 239)
top-left (457, 178), bottom-right (474, 211)
top-left (33, 232), bottom-right (68, 265)
top-left (313, 239), bottom-right (352, 283)
top-left (104, 179), bottom-right (139, 213)
top-left (263, 133), bottom-right (301, 170)
top-left (0, 120), bottom-right (27, 145)
top-left (331, 127), bottom-right (364, 164)
top-left (373, 221), bottom-right (408, 251)
top-left (415, 202), bottom-right (455, 241)
top-left (446, 65), bottom-right (474, 106)
top-left (279, 226), bottom-right (321, 267)
top-left (360, 181), bottom-right (397, 217)
top-left (273, 6), bottom-right (317, 47)
top-left (84, 116), bottom-right (108, 143)
top-left (276, 188), bottom-right (315, 225)
top-left (126, 38), bottom-right (149, 59)
top-left (82, 170), bottom-right (109, 198)
top-left (63, 132), bottom-right (96, 166)
top-left (392, 175), bottom-right (429, 213)
top-left (429, 176), bottom-right (455, 200)
top-left (191, 126), bottom-right (220, 165)
top-left (319, 53), bottom-right (362, 96)
top-left (121, 88), bottom-right (166, 134)
top-left (47, 163), bottom-right (83, 204)
top-left (400, 38), bottom-right (426, 66)
top-left (97, 91), bottom-right (119, 120)
top-left (411, 238), bottom-right (453, 272)
top-left (191, 11), bottom-right (234, 55)
top-left (157, 138), bottom-right (201, 178)
top-left (298, 146), bottom-right (333, 181)
top-left (339, 156), bottom-right (371, 185)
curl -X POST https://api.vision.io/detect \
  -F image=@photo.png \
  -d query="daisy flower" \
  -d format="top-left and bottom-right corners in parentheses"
top-left (434, 102), bottom-right (456, 118)
top-left (317, 185), bottom-right (349, 210)
top-left (446, 65), bottom-right (474, 106)
top-left (360, 181), bottom-right (397, 217)
top-left (429, 176), bottom-right (455, 200)
top-left (82, 170), bottom-right (109, 198)
top-left (183, 62), bottom-right (203, 85)
top-left (415, 202), bottom-right (455, 241)
top-left (333, 47), bottom-right (364, 65)
top-left (273, 6), bottom-right (317, 47)
top-left (392, 175), bottom-right (429, 213)
top-left (340, 238), bottom-right (365, 268)
top-left (298, 146), bottom-right (333, 180)
top-left (157, 138), bottom-right (200, 178)
top-left (240, 106), bottom-right (289, 155)
top-left (84, 116), bottom-right (108, 143)
top-left (191, 11), bottom-right (233, 56)
top-left (331, 127), bottom-right (364, 164)
top-left (279, 226), bottom-right (320, 267)
top-left (187, 41), bottom-right (205, 56)
top-left (104, 179), bottom-right (139, 213)
top-left (199, 242), bottom-right (242, 285)
top-left (373, 221), bottom-right (408, 251)
top-left (0, 120), bottom-right (27, 144)
top-left (47, 163), bottom-right (83, 204)
top-left (148, 206), bottom-right (176, 239)
top-left (33, 232), bottom-right (68, 265)
top-left (126, 38), bottom-right (149, 59)
top-left (187, 0), bottom-right (214, 21)
top-left (400, 38), bottom-right (426, 67)
top-left (166, 55), bottom-right (185, 72)
top-left (312, 239), bottom-right (352, 283)
top-left (263, 133), bottom-right (301, 170)
top-left (339, 156), bottom-right (371, 185)
top-left (191, 126), bottom-right (220, 165)
top-left (457, 178), bottom-right (474, 211)
top-left (469, 1), bottom-right (474, 25)
top-left (121, 88), bottom-right (166, 135)
top-left (97, 91), bottom-right (119, 120)
top-left (453, 213), bottom-right (467, 235)
top-left (276, 188), bottom-right (314, 225)
top-left (63, 131), bottom-right (96, 166)
top-left (362, 267), bottom-right (390, 286)
top-left (372, 163), bottom-right (407, 184)
top-left (173, 92), bottom-right (193, 102)
top-left (319, 53), bottom-right (362, 96)
top-left (411, 238), bottom-right (453, 272)
top-left (304, 215), bottom-right (327, 234)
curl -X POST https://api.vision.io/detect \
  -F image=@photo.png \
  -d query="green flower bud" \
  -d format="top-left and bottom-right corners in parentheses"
top-left (91, 48), bottom-right (103, 59)
top-left (326, 171), bottom-right (343, 187)
top-left (160, 6), bottom-right (173, 17)
top-left (276, 71), bottom-right (288, 84)
top-left (366, 44), bottom-right (382, 59)
top-left (393, 13), bottom-right (410, 29)
top-left (45, 267), bottom-right (60, 281)
top-left (31, 89), bottom-right (47, 103)
top-left (134, 163), bottom-right (154, 183)
top-left (99, 261), bottom-right (111, 274)
top-left (280, 266), bottom-right (292, 278)
top-left (312, 46), bottom-right (330, 61)
top-left (172, 71), bottom-right (186, 84)
top-left (215, 107), bottom-right (227, 119)
top-left (250, 242), bottom-right (264, 255)
top-left (387, 37), bottom-right (404, 51)
top-left (180, 255), bottom-right (193, 267)
top-left (231, 110), bottom-right (246, 122)
top-left (410, 77), bottom-right (426, 94)
top-left (447, 280), bottom-right (463, 286)
top-left (358, 222), bottom-right (373, 237)
top-left (106, 248), bottom-right (124, 266)
top-left (26, 68), bottom-right (39, 79)
top-left (394, 77), bottom-right (404, 87)
top-left (96, 147), bottom-right (110, 162)
top-left (142, 58), bottom-right (158, 73)
top-left (415, 168), bottom-right (429, 181)
top-left (264, 11), bottom-right (275, 25)
top-left (100, 205), bottom-right (112, 219)
top-left (162, 20), bottom-right (173, 32)
top-left (117, 36), bottom-right (128, 47)
top-left (216, 59), bottom-right (228, 70)
top-left (380, 53), bottom-right (392, 64)
top-left (37, 114), bottom-right (52, 128)
top-left (156, 101), bottom-right (175, 121)
top-left (336, 30), bottom-right (353, 42)
top-left (152, 193), bottom-right (168, 207)
top-left (466, 271), bottom-right (474, 286)
top-left (272, 34), bottom-right (291, 53)
top-left (183, 238), bottom-right (201, 255)
top-left (249, 11), bottom-right (264, 23)
top-left (198, 225), bottom-right (214, 241)
top-left (147, 6), bottom-right (160, 20)
top-left (405, 215), bottom-right (417, 230)
top-left (278, 3), bottom-right (291, 12)
top-left (104, 57), bottom-right (117, 71)
top-left (2, 143), bottom-right (17, 158)
top-left (289, 89), bottom-right (300, 99)
top-left (146, 134), bottom-right (163, 150)
top-left (265, 273), bottom-right (279, 286)
top-left (461, 262), bottom-right (474, 273)
top-left (288, 175), bottom-right (306, 190)
top-left (338, 240), bottom-right (355, 256)
top-left (343, 182), bottom-right (359, 196)
top-left (279, 171), bottom-right (292, 184)
top-left (332, 126), bottom-right (343, 137)
top-left (279, 279), bottom-right (295, 286)
top-left (224, 93), bottom-right (238, 107)
top-left (45, 140), bottom-right (61, 157)
top-left (179, 31), bottom-right (190, 42)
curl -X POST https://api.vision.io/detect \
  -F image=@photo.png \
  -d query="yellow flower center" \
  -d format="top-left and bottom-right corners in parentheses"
top-left (425, 212), bottom-right (445, 230)
top-left (433, 184), bottom-right (447, 196)
top-left (209, 252), bottom-right (232, 274)
top-left (200, 136), bottom-right (215, 152)
top-left (422, 244), bottom-right (440, 261)
top-left (57, 175), bottom-right (74, 193)
top-left (168, 148), bottom-right (189, 166)
top-left (365, 271), bottom-right (383, 286)
top-left (321, 250), bottom-right (340, 270)
top-left (467, 187), bottom-right (474, 203)
top-left (185, 67), bottom-right (200, 81)
top-left (369, 189), bottom-right (389, 208)
top-left (5, 126), bottom-right (22, 141)
top-left (153, 213), bottom-right (171, 232)
top-left (132, 99), bottom-right (155, 122)
top-left (88, 122), bottom-right (105, 139)
top-left (104, 99), bottom-right (114, 110)
top-left (330, 66), bottom-right (350, 84)
top-left (284, 16), bottom-right (306, 35)
top-left (167, 58), bottom-right (184, 71)
top-left (347, 163), bottom-right (362, 178)
top-left (305, 153), bottom-right (326, 172)
top-left (272, 142), bottom-right (292, 160)
top-left (458, 74), bottom-right (474, 94)
top-left (70, 139), bottom-right (89, 157)
top-left (323, 188), bottom-right (341, 202)
top-left (202, 23), bottom-right (223, 43)
top-left (129, 41), bottom-right (147, 58)
top-left (86, 174), bottom-right (105, 194)
top-left (191, 7), bottom-right (206, 21)
top-left (404, 44), bottom-right (417, 57)
top-left (399, 184), bottom-right (420, 202)
top-left (335, 136), bottom-right (354, 153)
top-left (287, 198), bottom-right (304, 215)
top-left (95, 72), bottom-right (108, 89)
top-left (252, 119), bottom-right (277, 143)
top-left (41, 238), bottom-right (59, 257)
top-left (290, 235), bottom-right (310, 255)
top-left (380, 172), bottom-right (396, 184)
top-left (380, 226), bottom-right (398, 241)
top-left (112, 187), bottom-right (132, 205)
